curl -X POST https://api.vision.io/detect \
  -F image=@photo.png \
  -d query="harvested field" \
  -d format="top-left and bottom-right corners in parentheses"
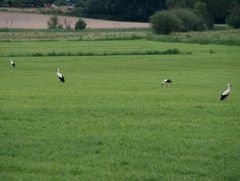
top-left (0, 12), bottom-right (150, 29)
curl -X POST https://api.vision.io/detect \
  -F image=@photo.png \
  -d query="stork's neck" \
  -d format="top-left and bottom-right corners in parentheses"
top-left (227, 84), bottom-right (231, 90)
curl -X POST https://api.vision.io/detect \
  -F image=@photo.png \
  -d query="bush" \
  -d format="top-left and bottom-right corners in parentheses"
top-left (75, 18), bottom-right (87, 30)
top-left (47, 16), bottom-right (60, 29)
top-left (171, 8), bottom-right (206, 31)
top-left (226, 2), bottom-right (240, 28)
top-left (150, 11), bottom-right (183, 34)
top-left (150, 9), bottom-right (206, 34)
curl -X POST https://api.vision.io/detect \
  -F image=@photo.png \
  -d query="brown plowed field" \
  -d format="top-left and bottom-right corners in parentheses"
top-left (0, 12), bottom-right (150, 29)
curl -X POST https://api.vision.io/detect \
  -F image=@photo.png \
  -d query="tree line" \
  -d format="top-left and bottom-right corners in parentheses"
top-left (1, 0), bottom-right (240, 25)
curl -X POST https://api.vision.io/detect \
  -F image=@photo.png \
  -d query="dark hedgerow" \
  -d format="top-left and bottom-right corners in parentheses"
top-left (1, 49), bottom-right (186, 57)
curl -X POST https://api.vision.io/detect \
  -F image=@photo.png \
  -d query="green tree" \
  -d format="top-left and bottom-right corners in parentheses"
top-left (194, 1), bottom-right (214, 28)
top-left (74, 0), bottom-right (166, 22)
top-left (165, 0), bottom-right (197, 8)
top-left (0, 0), bottom-right (54, 7)
top-left (226, 1), bottom-right (240, 28)
top-left (203, 0), bottom-right (234, 23)
top-left (54, 0), bottom-right (67, 6)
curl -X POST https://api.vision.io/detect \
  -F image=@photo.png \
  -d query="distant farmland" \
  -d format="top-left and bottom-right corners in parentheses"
top-left (0, 12), bottom-right (150, 29)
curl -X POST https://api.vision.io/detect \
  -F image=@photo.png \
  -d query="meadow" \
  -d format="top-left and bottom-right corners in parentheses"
top-left (0, 38), bottom-right (240, 180)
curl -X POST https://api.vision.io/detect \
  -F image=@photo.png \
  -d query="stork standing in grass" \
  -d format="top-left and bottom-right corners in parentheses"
top-left (10, 59), bottom-right (15, 67)
top-left (220, 83), bottom-right (231, 101)
top-left (161, 79), bottom-right (172, 86)
top-left (56, 68), bottom-right (65, 82)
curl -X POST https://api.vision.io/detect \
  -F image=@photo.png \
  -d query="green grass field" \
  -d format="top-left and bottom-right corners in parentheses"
top-left (0, 39), bottom-right (240, 180)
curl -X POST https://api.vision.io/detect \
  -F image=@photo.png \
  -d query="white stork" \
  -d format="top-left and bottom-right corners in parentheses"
top-left (220, 83), bottom-right (231, 101)
top-left (56, 68), bottom-right (65, 82)
top-left (10, 59), bottom-right (15, 67)
top-left (161, 79), bottom-right (172, 86)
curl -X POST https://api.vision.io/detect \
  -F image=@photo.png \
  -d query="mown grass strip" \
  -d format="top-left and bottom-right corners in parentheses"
top-left (2, 49), bottom-right (187, 57)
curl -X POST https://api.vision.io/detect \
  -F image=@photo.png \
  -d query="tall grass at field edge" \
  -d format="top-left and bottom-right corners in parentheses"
top-left (147, 29), bottom-right (240, 46)
top-left (0, 28), bottom-right (240, 46)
